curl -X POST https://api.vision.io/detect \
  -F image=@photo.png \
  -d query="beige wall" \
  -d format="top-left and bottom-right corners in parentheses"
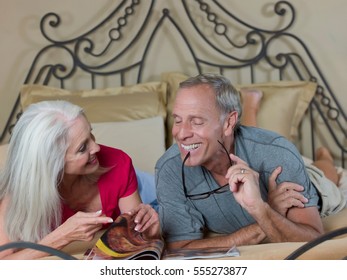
top-left (1, 0), bottom-right (346, 147)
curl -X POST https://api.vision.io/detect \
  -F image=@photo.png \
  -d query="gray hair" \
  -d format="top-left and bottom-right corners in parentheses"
top-left (179, 73), bottom-right (242, 127)
top-left (0, 100), bottom-right (83, 242)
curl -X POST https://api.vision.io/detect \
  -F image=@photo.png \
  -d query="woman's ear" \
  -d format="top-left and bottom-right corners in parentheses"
top-left (223, 111), bottom-right (238, 136)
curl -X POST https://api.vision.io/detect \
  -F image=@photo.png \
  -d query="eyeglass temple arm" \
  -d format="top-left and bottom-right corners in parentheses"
top-left (182, 151), bottom-right (190, 196)
top-left (217, 140), bottom-right (234, 166)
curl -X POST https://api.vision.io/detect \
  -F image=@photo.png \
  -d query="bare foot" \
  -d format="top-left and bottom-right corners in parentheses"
top-left (240, 88), bottom-right (263, 113)
top-left (313, 147), bottom-right (340, 185)
top-left (315, 147), bottom-right (334, 163)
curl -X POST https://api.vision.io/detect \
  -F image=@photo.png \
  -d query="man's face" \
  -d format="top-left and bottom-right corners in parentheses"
top-left (172, 84), bottom-right (227, 169)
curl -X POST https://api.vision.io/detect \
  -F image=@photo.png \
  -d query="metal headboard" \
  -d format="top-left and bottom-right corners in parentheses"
top-left (1, 0), bottom-right (346, 167)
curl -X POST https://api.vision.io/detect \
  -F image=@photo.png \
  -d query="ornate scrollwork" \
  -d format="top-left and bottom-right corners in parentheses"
top-left (1, 0), bottom-right (345, 166)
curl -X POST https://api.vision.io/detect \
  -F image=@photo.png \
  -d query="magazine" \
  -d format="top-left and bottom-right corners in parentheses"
top-left (162, 246), bottom-right (239, 260)
top-left (84, 213), bottom-right (240, 260)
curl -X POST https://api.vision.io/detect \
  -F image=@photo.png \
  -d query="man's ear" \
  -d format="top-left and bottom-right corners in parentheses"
top-left (224, 111), bottom-right (238, 137)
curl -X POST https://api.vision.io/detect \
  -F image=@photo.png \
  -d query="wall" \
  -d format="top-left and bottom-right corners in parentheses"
top-left (0, 0), bottom-right (346, 152)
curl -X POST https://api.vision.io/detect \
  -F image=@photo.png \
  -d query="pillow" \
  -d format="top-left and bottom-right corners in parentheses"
top-left (161, 72), bottom-right (189, 147)
top-left (236, 81), bottom-right (316, 141)
top-left (0, 143), bottom-right (9, 169)
top-left (91, 116), bottom-right (166, 174)
top-left (135, 169), bottom-right (158, 212)
top-left (161, 72), bottom-right (316, 142)
top-left (20, 82), bottom-right (167, 123)
top-left (1, 117), bottom-right (165, 174)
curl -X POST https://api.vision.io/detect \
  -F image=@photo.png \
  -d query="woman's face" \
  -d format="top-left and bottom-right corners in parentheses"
top-left (64, 115), bottom-right (100, 175)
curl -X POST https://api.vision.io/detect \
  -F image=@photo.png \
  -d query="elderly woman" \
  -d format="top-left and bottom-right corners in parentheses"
top-left (0, 100), bottom-right (159, 259)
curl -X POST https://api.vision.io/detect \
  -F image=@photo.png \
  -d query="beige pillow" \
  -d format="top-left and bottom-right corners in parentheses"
top-left (20, 82), bottom-right (167, 123)
top-left (0, 117), bottom-right (165, 174)
top-left (161, 72), bottom-right (189, 147)
top-left (236, 81), bottom-right (316, 141)
top-left (161, 72), bottom-right (316, 143)
top-left (91, 117), bottom-right (166, 174)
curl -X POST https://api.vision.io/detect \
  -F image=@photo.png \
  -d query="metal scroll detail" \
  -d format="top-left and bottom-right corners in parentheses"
top-left (2, 0), bottom-right (346, 166)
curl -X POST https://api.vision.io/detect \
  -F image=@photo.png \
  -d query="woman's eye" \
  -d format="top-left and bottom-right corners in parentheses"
top-left (78, 144), bottom-right (87, 153)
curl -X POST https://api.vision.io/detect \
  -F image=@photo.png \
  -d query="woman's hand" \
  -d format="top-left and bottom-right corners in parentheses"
top-left (56, 210), bottom-right (113, 244)
top-left (127, 204), bottom-right (160, 239)
top-left (267, 166), bottom-right (308, 216)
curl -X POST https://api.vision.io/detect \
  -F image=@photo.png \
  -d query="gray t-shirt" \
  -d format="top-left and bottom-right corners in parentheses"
top-left (155, 126), bottom-right (320, 243)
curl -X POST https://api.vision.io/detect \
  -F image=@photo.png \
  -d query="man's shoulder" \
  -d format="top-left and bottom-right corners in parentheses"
top-left (238, 125), bottom-right (284, 142)
top-left (156, 144), bottom-right (181, 168)
top-left (237, 126), bottom-right (295, 149)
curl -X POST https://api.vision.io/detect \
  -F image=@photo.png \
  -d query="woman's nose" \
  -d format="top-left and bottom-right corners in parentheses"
top-left (91, 139), bottom-right (100, 154)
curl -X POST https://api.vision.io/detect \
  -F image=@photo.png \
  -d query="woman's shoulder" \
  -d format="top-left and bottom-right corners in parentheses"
top-left (97, 144), bottom-right (131, 166)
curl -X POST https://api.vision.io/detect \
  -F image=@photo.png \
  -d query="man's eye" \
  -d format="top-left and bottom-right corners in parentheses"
top-left (192, 120), bottom-right (204, 125)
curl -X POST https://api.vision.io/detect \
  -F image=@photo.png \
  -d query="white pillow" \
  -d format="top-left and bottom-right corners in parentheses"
top-left (0, 144), bottom-right (9, 169)
top-left (91, 116), bottom-right (166, 174)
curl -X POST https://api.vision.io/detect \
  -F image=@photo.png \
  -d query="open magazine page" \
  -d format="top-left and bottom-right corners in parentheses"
top-left (162, 246), bottom-right (240, 260)
top-left (84, 213), bottom-right (240, 260)
top-left (85, 213), bottom-right (164, 260)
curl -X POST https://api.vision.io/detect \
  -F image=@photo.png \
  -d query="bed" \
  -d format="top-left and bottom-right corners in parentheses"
top-left (0, 0), bottom-right (346, 259)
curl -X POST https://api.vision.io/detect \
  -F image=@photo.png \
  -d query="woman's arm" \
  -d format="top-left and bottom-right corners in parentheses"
top-left (0, 206), bottom-right (113, 260)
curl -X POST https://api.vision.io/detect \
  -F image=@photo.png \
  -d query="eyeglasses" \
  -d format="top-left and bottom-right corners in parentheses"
top-left (181, 140), bottom-right (233, 200)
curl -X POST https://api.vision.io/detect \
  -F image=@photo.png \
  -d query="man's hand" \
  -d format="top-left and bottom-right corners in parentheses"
top-left (225, 154), bottom-right (265, 215)
top-left (267, 166), bottom-right (308, 216)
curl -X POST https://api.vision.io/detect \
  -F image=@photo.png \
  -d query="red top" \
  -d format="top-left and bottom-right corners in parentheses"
top-left (61, 144), bottom-right (138, 222)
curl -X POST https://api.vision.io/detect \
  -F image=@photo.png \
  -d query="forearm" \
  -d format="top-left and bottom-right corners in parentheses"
top-left (1, 230), bottom-right (70, 260)
top-left (167, 223), bottom-right (266, 250)
top-left (252, 203), bottom-right (323, 242)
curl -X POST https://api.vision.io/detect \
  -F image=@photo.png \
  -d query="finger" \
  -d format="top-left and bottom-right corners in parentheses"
top-left (129, 204), bottom-right (152, 227)
top-left (286, 190), bottom-right (308, 203)
top-left (132, 204), bottom-right (148, 223)
top-left (136, 212), bottom-right (158, 232)
top-left (228, 173), bottom-right (247, 193)
top-left (268, 166), bottom-right (282, 192)
top-left (279, 183), bottom-right (304, 192)
top-left (228, 153), bottom-right (248, 166)
top-left (225, 162), bottom-right (250, 179)
top-left (287, 184), bottom-right (305, 192)
top-left (290, 198), bottom-right (305, 208)
top-left (83, 225), bottom-right (103, 241)
top-left (78, 215), bottom-right (113, 226)
top-left (75, 210), bottom-right (104, 218)
top-left (133, 205), bottom-right (156, 231)
top-left (127, 203), bottom-right (147, 217)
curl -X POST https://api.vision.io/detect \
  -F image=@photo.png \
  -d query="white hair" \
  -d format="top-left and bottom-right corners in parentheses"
top-left (179, 73), bottom-right (242, 128)
top-left (0, 100), bottom-right (83, 242)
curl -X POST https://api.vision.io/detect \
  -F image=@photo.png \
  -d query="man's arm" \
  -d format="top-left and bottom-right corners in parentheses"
top-left (250, 202), bottom-right (323, 243)
top-left (226, 154), bottom-right (324, 243)
top-left (167, 223), bottom-right (266, 250)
